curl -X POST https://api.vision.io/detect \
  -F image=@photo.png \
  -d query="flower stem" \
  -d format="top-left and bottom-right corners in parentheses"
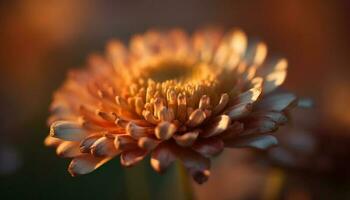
top-left (174, 161), bottom-right (194, 200)
top-left (124, 162), bottom-right (151, 200)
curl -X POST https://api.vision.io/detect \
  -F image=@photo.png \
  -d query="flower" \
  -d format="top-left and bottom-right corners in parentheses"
top-left (45, 28), bottom-right (301, 184)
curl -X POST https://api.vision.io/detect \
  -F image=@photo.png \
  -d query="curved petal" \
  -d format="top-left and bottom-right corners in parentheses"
top-left (155, 122), bottom-right (177, 140)
top-left (173, 131), bottom-right (199, 147)
top-left (120, 149), bottom-right (147, 167)
top-left (91, 136), bottom-right (120, 157)
top-left (225, 103), bottom-right (252, 120)
top-left (68, 155), bottom-right (112, 176)
top-left (150, 143), bottom-right (176, 173)
top-left (186, 109), bottom-right (207, 127)
top-left (259, 59), bottom-right (288, 94)
top-left (138, 137), bottom-right (160, 150)
top-left (80, 134), bottom-right (102, 153)
top-left (225, 135), bottom-right (278, 150)
top-left (174, 147), bottom-right (211, 184)
top-left (242, 117), bottom-right (278, 135)
top-left (202, 115), bottom-right (231, 138)
top-left (192, 138), bottom-right (224, 158)
top-left (256, 93), bottom-right (297, 111)
top-left (56, 141), bottom-right (81, 158)
top-left (50, 121), bottom-right (87, 141)
top-left (44, 136), bottom-right (62, 147)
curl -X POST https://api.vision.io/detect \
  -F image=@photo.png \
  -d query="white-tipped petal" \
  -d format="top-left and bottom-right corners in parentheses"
top-left (114, 135), bottom-right (137, 151)
top-left (50, 121), bottom-right (87, 141)
top-left (264, 70), bottom-right (287, 94)
top-left (56, 141), bottom-right (81, 158)
top-left (126, 122), bottom-right (149, 139)
top-left (80, 134), bottom-right (102, 153)
top-left (151, 144), bottom-right (176, 173)
top-left (120, 149), bottom-right (147, 167)
top-left (254, 42), bottom-right (268, 65)
top-left (235, 87), bottom-right (262, 104)
top-left (173, 131), bottom-right (199, 147)
top-left (198, 95), bottom-right (211, 110)
top-left (159, 107), bottom-right (175, 122)
top-left (91, 136), bottom-right (120, 157)
top-left (68, 155), bottom-right (111, 176)
top-left (213, 93), bottom-right (229, 115)
top-left (229, 29), bottom-right (247, 56)
top-left (44, 136), bottom-right (62, 147)
top-left (262, 59), bottom-right (288, 94)
top-left (202, 115), bottom-right (231, 138)
top-left (138, 137), bottom-right (160, 150)
top-left (155, 122), bottom-right (177, 140)
top-left (186, 109), bottom-right (207, 127)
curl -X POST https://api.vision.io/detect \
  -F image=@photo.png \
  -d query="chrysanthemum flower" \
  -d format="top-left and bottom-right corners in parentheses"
top-left (45, 28), bottom-right (301, 184)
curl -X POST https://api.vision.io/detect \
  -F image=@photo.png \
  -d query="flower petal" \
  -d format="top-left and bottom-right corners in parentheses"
top-left (264, 71), bottom-right (287, 94)
top-left (44, 136), bottom-right (62, 147)
top-left (235, 87), bottom-right (262, 104)
top-left (228, 29), bottom-right (247, 56)
top-left (198, 95), bottom-right (211, 110)
top-left (242, 117), bottom-right (278, 135)
top-left (155, 121), bottom-right (177, 140)
top-left (56, 141), bottom-right (81, 158)
top-left (213, 93), bottom-right (229, 115)
top-left (256, 93), bottom-right (297, 111)
top-left (192, 138), bottom-right (224, 158)
top-left (50, 121), bottom-right (87, 141)
top-left (173, 131), bottom-right (199, 147)
top-left (225, 135), bottom-right (278, 150)
top-left (220, 121), bottom-right (244, 139)
top-left (126, 122), bottom-right (149, 139)
top-left (261, 59), bottom-right (288, 94)
top-left (138, 137), bottom-right (160, 150)
top-left (250, 111), bottom-right (288, 125)
top-left (114, 135), bottom-right (137, 151)
top-left (174, 148), bottom-right (211, 184)
top-left (150, 143), bottom-right (176, 173)
top-left (68, 155), bottom-right (112, 176)
top-left (91, 136), bottom-right (120, 157)
top-left (186, 109), bottom-right (207, 127)
top-left (120, 149), bottom-right (147, 167)
top-left (244, 41), bottom-right (268, 66)
top-left (202, 115), bottom-right (231, 138)
top-left (80, 134), bottom-right (102, 153)
top-left (225, 103), bottom-right (252, 120)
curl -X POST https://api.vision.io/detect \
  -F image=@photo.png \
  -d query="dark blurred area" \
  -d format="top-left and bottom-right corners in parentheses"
top-left (1, 0), bottom-right (350, 199)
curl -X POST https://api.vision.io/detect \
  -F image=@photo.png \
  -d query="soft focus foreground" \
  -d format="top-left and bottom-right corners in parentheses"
top-left (1, 1), bottom-right (350, 199)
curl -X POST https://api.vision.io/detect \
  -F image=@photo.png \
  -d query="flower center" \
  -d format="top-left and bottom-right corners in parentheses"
top-left (146, 61), bottom-right (193, 82)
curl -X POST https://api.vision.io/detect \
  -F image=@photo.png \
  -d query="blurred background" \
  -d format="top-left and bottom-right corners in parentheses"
top-left (1, 0), bottom-right (350, 199)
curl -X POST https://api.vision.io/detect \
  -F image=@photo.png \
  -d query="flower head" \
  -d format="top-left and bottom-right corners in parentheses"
top-left (45, 28), bottom-right (300, 184)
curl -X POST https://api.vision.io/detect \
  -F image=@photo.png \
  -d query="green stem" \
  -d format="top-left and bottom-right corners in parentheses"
top-left (174, 161), bottom-right (194, 200)
top-left (124, 162), bottom-right (151, 200)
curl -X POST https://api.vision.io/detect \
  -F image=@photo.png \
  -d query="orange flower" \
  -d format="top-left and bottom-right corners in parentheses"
top-left (45, 28), bottom-right (302, 184)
